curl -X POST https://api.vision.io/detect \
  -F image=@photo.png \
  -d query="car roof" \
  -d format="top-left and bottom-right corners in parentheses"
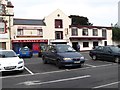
top-left (0, 50), bottom-right (14, 52)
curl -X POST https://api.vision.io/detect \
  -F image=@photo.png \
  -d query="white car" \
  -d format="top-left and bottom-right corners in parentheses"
top-left (0, 50), bottom-right (24, 72)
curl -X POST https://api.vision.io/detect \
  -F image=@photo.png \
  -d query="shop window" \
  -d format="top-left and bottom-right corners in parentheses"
top-left (93, 41), bottom-right (98, 47)
top-left (37, 29), bottom-right (43, 36)
top-left (55, 19), bottom-right (63, 28)
top-left (83, 42), bottom-right (89, 47)
top-left (93, 29), bottom-right (98, 36)
top-left (82, 29), bottom-right (88, 36)
top-left (71, 27), bottom-right (78, 36)
top-left (17, 29), bottom-right (23, 35)
top-left (0, 42), bottom-right (6, 49)
top-left (0, 22), bottom-right (5, 33)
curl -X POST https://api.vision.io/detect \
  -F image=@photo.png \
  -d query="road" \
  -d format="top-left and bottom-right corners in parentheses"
top-left (1, 52), bottom-right (119, 89)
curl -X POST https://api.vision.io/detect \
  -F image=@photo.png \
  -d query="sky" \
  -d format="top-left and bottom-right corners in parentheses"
top-left (10, 0), bottom-right (119, 26)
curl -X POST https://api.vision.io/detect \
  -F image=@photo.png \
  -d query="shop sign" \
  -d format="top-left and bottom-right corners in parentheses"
top-left (12, 40), bottom-right (48, 43)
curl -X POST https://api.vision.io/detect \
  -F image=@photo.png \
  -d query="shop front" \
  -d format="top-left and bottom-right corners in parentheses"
top-left (12, 39), bottom-right (48, 54)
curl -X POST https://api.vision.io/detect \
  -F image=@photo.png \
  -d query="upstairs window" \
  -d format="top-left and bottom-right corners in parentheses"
top-left (17, 29), bottom-right (23, 36)
top-left (0, 4), bottom-right (5, 15)
top-left (37, 29), bottom-right (43, 36)
top-left (55, 19), bottom-right (63, 28)
top-left (71, 27), bottom-right (78, 36)
top-left (0, 22), bottom-right (5, 33)
top-left (102, 29), bottom-right (107, 38)
top-left (82, 29), bottom-right (88, 36)
top-left (93, 29), bottom-right (98, 36)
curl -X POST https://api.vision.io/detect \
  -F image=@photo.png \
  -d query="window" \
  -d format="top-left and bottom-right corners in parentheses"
top-left (37, 29), bottom-right (43, 36)
top-left (82, 29), bottom-right (88, 36)
top-left (83, 42), bottom-right (89, 47)
top-left (55, 19), bottom-right (63, 28)
top-left (17, 29), bottom-right (23, 35)
top-left (93, 41), bottom-right (98, 47)
top-left (55, 31), bottom-right (63, 39)
top-left (71, 27), bottom-right (78, 36)
top-left (102, 29), bottom-right (107, 38)
top-left (0, 22), bottom-right (5, 33)
top-left (93, 29), bottom-right (98, 36)
top-left (0, 4), bottom-right (5, 15)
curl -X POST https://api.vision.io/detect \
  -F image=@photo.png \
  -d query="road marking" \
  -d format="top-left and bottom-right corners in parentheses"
top-left (85, 64), bottom-right (97, 67)
top-left (93, 81), bottom-right (120, 88)
top-left (0, 63), bottom-right (117, 79)
top-left (25, 67), bottom-right (34, 75)
top-left (17, 75), bottom-right (91, 86)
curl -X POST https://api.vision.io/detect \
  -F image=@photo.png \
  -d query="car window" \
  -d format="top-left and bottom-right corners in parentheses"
top-left (96, 46), bottom-right (104, 51)
top-left (103, 47), bottom-right (111, 53)
top-left (0, 51), bottom-right (17, 58)
top-left (110, 46), bottom-right (120, 52)
top-left (21, 48), bottom-right (29, 51)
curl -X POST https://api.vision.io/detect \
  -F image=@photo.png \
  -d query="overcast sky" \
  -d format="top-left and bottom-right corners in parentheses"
top-left (10, 0), bottom-right (119, 26)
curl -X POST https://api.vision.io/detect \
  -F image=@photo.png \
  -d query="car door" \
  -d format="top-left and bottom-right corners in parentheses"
top-left (48, 47), bottom-right (58, 63)
top-left (94, 46), bottom-right (104, 59)
top-left (102, 47), bottom-right (113, 61)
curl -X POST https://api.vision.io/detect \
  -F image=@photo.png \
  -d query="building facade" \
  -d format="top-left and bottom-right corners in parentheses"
top-left (0, 0), bottom-right (14, 50)
top-left (0, 1), bottom-right (112, 52)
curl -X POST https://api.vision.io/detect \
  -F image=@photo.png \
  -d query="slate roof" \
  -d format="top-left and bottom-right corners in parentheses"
top-left (13, 18), bottom-right (46, 26)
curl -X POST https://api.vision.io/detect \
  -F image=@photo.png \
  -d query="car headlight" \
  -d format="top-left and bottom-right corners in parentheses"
top-left (63, 58), bottom-right (72, 60)
top-left (80, 56), bottom-right (85, 60)
top-left (18, 61), bottom-right (23, 64)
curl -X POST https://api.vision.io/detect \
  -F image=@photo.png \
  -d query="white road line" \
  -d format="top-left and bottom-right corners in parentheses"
top-left (25, 67), bottom-right (34, 75)
top-left (85, 64), bottom-right (97, 67)
top-left (0, 63), bottom-right (117, 79)
top-left (93, 81), bottom-right (120, 89)
top-left (17, 75), bottom-right (91, 86)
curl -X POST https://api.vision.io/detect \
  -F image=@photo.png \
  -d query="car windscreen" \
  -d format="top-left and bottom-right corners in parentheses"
top-left (56, 45), bottom-right (76, 53)
top-left (21, 48), bottom-right (29, 51)
top-left (0, 51), bottom-right (17, 58)
top-left (110, 46), bottom-right (120, 52)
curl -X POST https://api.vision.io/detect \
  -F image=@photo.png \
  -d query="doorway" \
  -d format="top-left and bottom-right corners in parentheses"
top-left (72, 42), bottom-right (78, 51)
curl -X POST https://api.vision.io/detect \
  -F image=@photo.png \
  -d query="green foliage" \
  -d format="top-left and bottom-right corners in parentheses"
top-left (112, 27), bottom-right (120, 41)
top-left (69, 15), bottom-right (93, 26)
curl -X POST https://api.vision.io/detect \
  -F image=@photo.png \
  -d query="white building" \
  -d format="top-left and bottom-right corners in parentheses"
top-left (0, 0), bottom-right (14, 50)
top-left (11, 9), bottom-right (112, 54)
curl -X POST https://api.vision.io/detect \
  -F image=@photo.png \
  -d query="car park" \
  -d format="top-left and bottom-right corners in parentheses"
top-left (89, 45), bottom-right (120, 63)
top-left (42, 44), bottom-right (85, 68)
top-left (19, 46), bottom-right (33, 58)
top-left (0, 50), bottom-right (24, 72)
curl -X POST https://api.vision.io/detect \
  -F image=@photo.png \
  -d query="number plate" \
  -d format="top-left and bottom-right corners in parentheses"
top-left (74, 61), bottom-right (80, 63)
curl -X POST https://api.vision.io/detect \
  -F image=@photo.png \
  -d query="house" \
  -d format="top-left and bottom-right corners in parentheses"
top-left (0, 0), bottom-right (14, 50)
top-left (11, 9), bottom-right (112, 53)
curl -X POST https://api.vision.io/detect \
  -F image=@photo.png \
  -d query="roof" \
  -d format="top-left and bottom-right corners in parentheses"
top-left (13, 18), bottom-right (46, 26)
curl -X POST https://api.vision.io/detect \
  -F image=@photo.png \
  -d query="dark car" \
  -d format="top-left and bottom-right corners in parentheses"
top-left (89, 45), bottom-right (120, 63)
top-left (19, 47), bottom-right (33, 58)
top-left (38, 45), bottom-right (47, 57)
top-left (42, 44), bottom-right (85, 68)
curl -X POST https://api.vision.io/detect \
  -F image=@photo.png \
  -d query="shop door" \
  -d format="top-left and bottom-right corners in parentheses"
top-left (72, 42), bottom-right (78, 51)
top-left (32, 43), bottom-right (40, 53)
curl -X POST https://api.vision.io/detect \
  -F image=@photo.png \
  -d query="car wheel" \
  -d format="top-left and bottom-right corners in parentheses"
top-left (92, 55), bottom-right (97, 60)
top-left (42, 56), bottom-right (48, 64)
top-left (114, 57), bottom-right (119, 63)
top-left (56, 60), bottom-right (62, 69)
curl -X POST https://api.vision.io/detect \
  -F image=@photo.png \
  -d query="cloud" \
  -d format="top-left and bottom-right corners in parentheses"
top-left (10, 0), bottom-right (118, 26)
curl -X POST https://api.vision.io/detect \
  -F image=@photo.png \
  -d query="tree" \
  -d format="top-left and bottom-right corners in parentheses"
top-left (112, 27), bottom-right (120, 41)
top-left (69, 15), bottom-right (93, 26)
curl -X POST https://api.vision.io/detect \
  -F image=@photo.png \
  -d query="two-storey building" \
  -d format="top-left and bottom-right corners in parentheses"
top-left (11, 9), bottom-right (112, 54)
top-left (0, 0), bottom-right (14, 50)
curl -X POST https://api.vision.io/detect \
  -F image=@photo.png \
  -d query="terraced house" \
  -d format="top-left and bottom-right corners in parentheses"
top-left (1, 0), bottom-right (113, 54)
top-left (0, 0), bottom-right (14, 50)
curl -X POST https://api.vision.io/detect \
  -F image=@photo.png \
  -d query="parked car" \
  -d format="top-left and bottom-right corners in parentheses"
top-left (89, 45), bottom-right (120, 63)
top-left (42, 44), bottom-right (85, 68)
top-left (38, 45), bottom-right (47, 57)
top-left (0, 50), bottom-right (24, 72)
top-left (19, 46), bottom-right (33, 58)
